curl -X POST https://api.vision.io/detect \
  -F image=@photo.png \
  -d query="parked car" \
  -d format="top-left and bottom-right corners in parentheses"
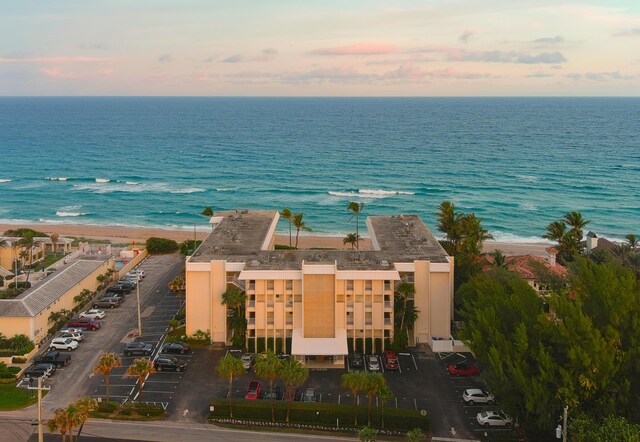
top-left (136, 269), bottom-right (145, 278)
top-left (49, 337), bottom-right (79, 352)
top-left (349, 353), bottom-right (364, 370)
top-left (448, 362), bottom-right (480, 376)
top-left (100, 293), bottom-right (125, 303)
top-left (79, 309), bottom-right (106, 320)
top-left (32, 351), bottom-right (71, 367)
top-left (302, 388), bottom-right (316, 403)
top-left (107, 285), bottom-right (130, 295)
top-left (463, 389), bottom-right (495, 405)
top-left (93, 298), bottom-right (120, 309)
top-left (241, 354), bottom-right (255, 369)
top-left (115, 281), bottom-right (135, 291)
top-left (67, 317), bottom-right (101, 331)
top-left (366, 355), bottom-right (380, 371)
top-left (24, 363), bottom-right (56, 378)
top-left (57, 331), bottom-right (84, 342)
top-left (161, 342), bottom-right (191, 354)
top-left (124, 341), bottom-right (154, 356)
top-left (477, 411), bottom-right (513, 428)
top-left (59, 327), bottom-right (84, 334)
top-left (262, 385), bottom-right (282, 400)
top-left (245, 381), bottom-right (261, 400)
top-left (154, 355), bottom-right (187, 372)
top-left (382, 350), bottom-right (399, 370)
top-left (229, 349), bottom-right (243, 359)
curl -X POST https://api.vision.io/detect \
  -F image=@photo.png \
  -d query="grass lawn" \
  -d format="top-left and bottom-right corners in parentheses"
top-left (41, 254), bottom-right (65, 269)
top-left (0, 383), bottom-right (42, 410)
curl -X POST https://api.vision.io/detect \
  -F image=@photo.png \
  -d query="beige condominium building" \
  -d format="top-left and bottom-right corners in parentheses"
top-left (186, 210), bottom-right (454, 366)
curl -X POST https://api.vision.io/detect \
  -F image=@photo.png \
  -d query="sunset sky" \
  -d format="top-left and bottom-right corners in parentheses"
top-left (1, 0), bottom-right (640, 96)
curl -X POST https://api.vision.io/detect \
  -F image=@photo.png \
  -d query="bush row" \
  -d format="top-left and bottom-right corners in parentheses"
top-left (146, 237), bottom-right (179, 254)
top-left (210, 418), bottom-right (408, 436)
top-left (209, 398), bottom-right (430, 432)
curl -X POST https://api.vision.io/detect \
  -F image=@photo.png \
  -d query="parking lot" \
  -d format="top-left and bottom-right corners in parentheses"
top-left (23, 253), bottom-right (185, 415)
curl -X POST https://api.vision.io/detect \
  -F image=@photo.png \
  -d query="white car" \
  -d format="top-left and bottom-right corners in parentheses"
top-left (79, 309), bottom-right (106, 320)
top-left (136, 269), bottom-right (145, 278)
top-left (477, 411), bottom-right (513, 428)
top-left (240, 354), bottom-right (254, 369)
top-left (463, 388), bottom-right (495, 405)
top-left (57, 331), bottom-right (84, 342)
top-left (49, 337), bottom-right (79, 352)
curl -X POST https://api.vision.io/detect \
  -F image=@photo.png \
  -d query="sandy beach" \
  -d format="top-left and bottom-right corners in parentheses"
top-left (0, 223), bottom-right (551, 256)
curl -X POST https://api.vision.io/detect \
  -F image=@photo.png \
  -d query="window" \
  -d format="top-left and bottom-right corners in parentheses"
top-left (286, 280), bottom-right (293, 290)
top-left (384, 329), bottom-right (391, 338)
top-left (346, 311), bottom-right (354, 325)
top-left (267, 312), bottom-right (274, 325)
top-left (384, 312), bottom-right (392, 325)
top-left (365, 312), bottom-right (372, 325)
top-left (365, 281), bottom-right (372, 291)
top-left (384, 280), bottom-right (391, 291)
top-left (346, 280), bottom-right (354, 291)
top-left (248, 280), bottom-right (255, 290)
top-left (267, 280), bottom-right (274, 290)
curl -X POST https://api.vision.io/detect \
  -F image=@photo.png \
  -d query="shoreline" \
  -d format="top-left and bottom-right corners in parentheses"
top-left (0, 223), bottom-right (552, 256)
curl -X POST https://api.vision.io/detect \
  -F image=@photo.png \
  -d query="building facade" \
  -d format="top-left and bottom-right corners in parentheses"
top-left (186, 210), bottom-right (454, 365)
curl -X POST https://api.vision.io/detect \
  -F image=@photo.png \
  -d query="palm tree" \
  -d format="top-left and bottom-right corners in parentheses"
top-left (74, 397), bottom-right (98, 442)
top-left (279, 356), bottom-right (309, 422)
top-left (626, 234), bottom-right (638, 250)
top-left (347, 202), bottom-right (365, 250)
top-left (17, 234), bottom-right (40, 286)
top-left (221, 286), bottom-right (246, 346)
top-left (64, 403), bottom-right (83, 442)
top-left (280, 208), bottom-right (293, 247)
top-left (379, 385), bottom-right (393, 429)
top-left (563, 211), bottom-right (589, 240)
top-left (168, 276), bottom-right (186, 307)
top-left (543, 220), bottom-right (567, 244)
top-left (342, 371), bottom-right (368, 426)
top-left (394, 282), bottom-right (415, 342)
top-left (215, 353), bottom-right (246, 418)
top-left (46, 408), bottom-right (69, 442)
top-left (458, 213), bottom-right (492, 256)
top-left (93, 353), bottom-right (122, 402)
top-left (364, 372), bottom-right (386, 426)
top-left (435, 201), bottom-right (462, 249)
top-left (127, 358), bottom-right (156, 403)
top-left (105, 268), bottom-right (117, 282)
top-left (50, 233), bottom-right (59, 257)
top-left (253, 350), bottom-right (282, 422)
top-left (291, 213), bottom-right (312, 248)
top-left (343, 233), bottom-right (360, 250)
top-left (489, 249), bottom-right (507, 268)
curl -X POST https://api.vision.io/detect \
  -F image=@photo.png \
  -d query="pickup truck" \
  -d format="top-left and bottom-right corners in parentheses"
top-left (32, 351), bottom-right (71, 368)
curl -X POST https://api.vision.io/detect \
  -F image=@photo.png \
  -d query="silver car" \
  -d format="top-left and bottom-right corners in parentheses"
top-left (366, 355), bottom-right (380, 371)
top-left (463, 388), bottom-right (495, 405)
top-left (477, 411), bottom-right (513, 428)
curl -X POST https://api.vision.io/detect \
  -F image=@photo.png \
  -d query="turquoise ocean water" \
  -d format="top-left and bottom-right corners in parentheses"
top-left (0, 97), bottom-right (638, 242)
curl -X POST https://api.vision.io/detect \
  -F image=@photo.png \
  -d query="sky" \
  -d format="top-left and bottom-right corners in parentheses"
top-left (1, 0), bottom-right (640, 96)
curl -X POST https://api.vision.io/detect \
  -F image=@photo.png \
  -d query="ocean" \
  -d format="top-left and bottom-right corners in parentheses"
top-left (0, 97), bottom-right (638, 242)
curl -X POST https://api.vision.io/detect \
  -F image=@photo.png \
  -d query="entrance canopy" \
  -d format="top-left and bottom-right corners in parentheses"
top-left (291, 328), bottom-right (348, 356)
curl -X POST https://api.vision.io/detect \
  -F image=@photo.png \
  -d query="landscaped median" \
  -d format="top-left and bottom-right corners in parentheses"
top-left (89, 401), bottom-right (165, 420)
top-left (208, 398), bottom-right (430, 436)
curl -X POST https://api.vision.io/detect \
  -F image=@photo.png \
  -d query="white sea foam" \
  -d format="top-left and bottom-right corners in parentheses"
top-left (44, 177), bottom-right (69, 181)
top-left (359, 188), bottom-right (415, 195)
top-left (516, 175), bottom-right (538, 182)
top-left (0, 179), bottom-right (11, 183)
top-left (125, 181), bottom-right (139, 185)
top-left (488, 231), bottom-right (553, 244)
top-left (169, 187), bottom-right (206, 194)
top-left (519, 203), bottom-right (538, 211)
top-left (328, 189), bottom-right (414, 199)
top-left (216, 188), bottom-right (237, 192)
top-left (56, 211), bottom-right (88, 217)
top-left (95, 178), bottom-right (110, 183)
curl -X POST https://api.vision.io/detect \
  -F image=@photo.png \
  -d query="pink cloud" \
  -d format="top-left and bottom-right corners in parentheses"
top-left (40, 67), bottom-right (113, 79)
top-left (311, 43), bottom-right (397, 56)
top-left (0, 56), bottom-right (113, 63)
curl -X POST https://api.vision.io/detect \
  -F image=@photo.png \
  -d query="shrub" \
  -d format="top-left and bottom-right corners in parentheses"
top-left (179, 240), bottom-right (202, 255)
top-left (0, 372), bottom-right (16, 379)
top-left (190, 329), bottom-right (210, 342)
top-left (97, 401), bottom-right (119, 413)
top-left (146, 237), bottom-right (179, 254)
top-left (7, 366), bottom-right (21, 374)
top-left (168, 319), bottom-right (179, 329)
top-left (11, 357), bottom-right (27, 364)
top-left (3, 228), bottom-right (47, 237)
top-left (256, 337), bottom-right (266, 353)
top-left (0, 335), bottom-right (35, 356)
top-left (8, 281), bottom-right (31, 289)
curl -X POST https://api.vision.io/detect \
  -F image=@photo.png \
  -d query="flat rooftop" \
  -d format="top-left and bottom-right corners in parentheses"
top-left (188, 210), bottom-right (449, 269)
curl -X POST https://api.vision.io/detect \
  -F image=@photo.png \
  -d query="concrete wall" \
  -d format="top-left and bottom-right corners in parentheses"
top-left (117, 249), bottom-right (148, 278)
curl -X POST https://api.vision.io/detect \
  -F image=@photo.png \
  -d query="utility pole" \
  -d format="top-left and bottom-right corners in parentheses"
top-left (27, 376), bottom-right (50, 442)
top-left (563, 405), bottom-right (568, 442)
top-left (136, 279), bottom-right (142, 336)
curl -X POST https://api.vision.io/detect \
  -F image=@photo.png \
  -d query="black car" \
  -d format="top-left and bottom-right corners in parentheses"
top-left (116, 281), bottom-right (136, 289)
top-left (24, 363), bottom-right (56, 378)
top-left (124, 341), bottom-right (154, 356)
top-left (101, 293), bottom-right (125, 303)
top-left (161, 342), bottom-right (191, 354)
top-left (154, 355), bottom-right (187, 372)
top-left (349, 353), bottom-right (364, 370)
top-left (262, 385), bottom-right (282, 400)
top-left (107, 285), bottom-right (131, 295)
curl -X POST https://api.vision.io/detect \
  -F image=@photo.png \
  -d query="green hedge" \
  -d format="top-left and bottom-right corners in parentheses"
top-left (209, 398), bottom-right (430, 432)
top-left (11, 357), bottom-right (26, 364)
top-left (122, 402), bottom-right (165, 416)
top-left (146, 237), bottom-right (179, 254)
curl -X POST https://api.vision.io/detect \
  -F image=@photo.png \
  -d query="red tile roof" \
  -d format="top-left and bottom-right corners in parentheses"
top-left (483, 254), bottom-right (567, 280)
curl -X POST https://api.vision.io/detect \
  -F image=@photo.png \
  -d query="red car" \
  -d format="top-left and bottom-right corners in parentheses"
top-left (245, 381), bottom-right (261, 400)
top-left (382, 350), bottom-right (399, 370)
top-left (447, 362), bottom-right (480, 376)
top-left (66, 317), bottom-right (101, 331)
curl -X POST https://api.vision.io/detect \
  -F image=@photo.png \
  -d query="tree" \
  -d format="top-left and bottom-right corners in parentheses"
top-left (570, 413), bottom-right (640, 442)
top-left (563, 211), bottom-right (589, 241)
top-left (543, 220), bottom-right (567, 244)
top-left (253, 350), bottom-right (282, 422)
top-left (279, 356), bottom-right (309, 422)
top-left (364, 372), bottom-right (386, 426)
top-left (64, 403), bottom-right (83, 442)
top-left (342, 371), bottom-right (368, 426)
top-left (626, 234), bottom-right (638, 250)
top-left (378, 384), bottom-right (393, 429)
top-left (201, 207), bottom-right (214, 217)
top-left (215, 353), bottom-right (246, 418)
top-left (394, 282), bottom-right (416, 348)
top-left (50, 233), bottom-right (59, 256)
top-left (435, 201), bottom-right (462, 251)
top-left (46, 408), bottom-right (69, 442)
top-left (145, 237), bottom-right (179, 254)
top-left (93, 352), bottom-right (121, 402)
top-left (343, 233), bottom-right (361, 250)
top-left (17, 234), bottom-right (40, 286)
top-left (74, 397), bottom-right (98, 442)
top-left (347, 202), bottom-right (365, 250)
top-left (168, 276), bottom-right (186, 307)
top-left (221, 286), bottom-right (247, 347)
top-left (489, 249), bottom-right (507, 268)
top-left (280, 208), bottom-right (293, 247)
top-left (127, 358), bottom-right (156, 403)
top-left (543, 219), bottom-right (580, 263)
top-left (291, 213), bottom-right (312, 248)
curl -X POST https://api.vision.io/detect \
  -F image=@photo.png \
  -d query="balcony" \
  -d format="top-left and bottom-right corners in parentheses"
top-left (384, 318), bottom-right (392, 326)
top-left (248, 318), bottom-right (256, 325)
top-left (346, 301), bottom-right (354, 309)
top-left (384, 301), bottom-right (392, 308)
top-left (286, 318), bottom-right (293, 325)
top-left (248, 300), bottom-right (256, 308)
top-left (365, 302), bottom-right (373, 309)
top-left (267, 301), bottom-right (274, 308)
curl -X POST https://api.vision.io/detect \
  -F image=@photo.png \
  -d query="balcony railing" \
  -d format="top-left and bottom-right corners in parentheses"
top-left (248, 300), bottom-right (256, 307)
top-left (248, 318), bottom-right (255, 325)
top-left (384, 301), bottom-right (392, 308)
top-left (226, 275), bottom-right (246, 291)
top-left (384, 318), bottom-right (392, 325)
